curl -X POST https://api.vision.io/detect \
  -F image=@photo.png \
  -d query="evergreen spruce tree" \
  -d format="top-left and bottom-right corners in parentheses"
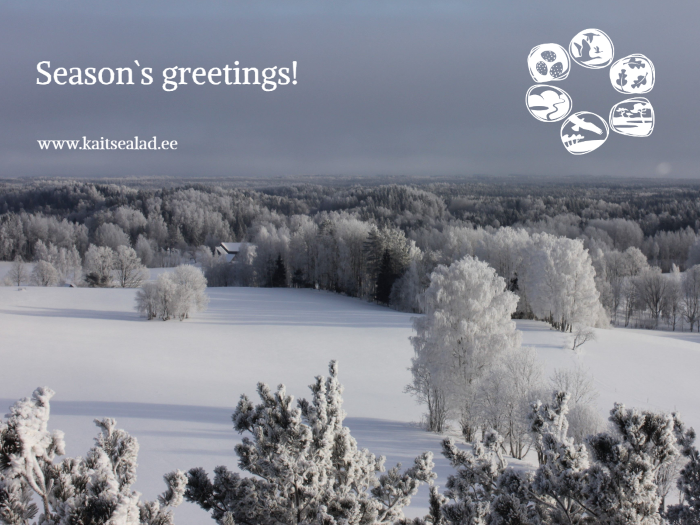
top-left (375, 250), bottom-right (397, 304)
top-left (271, 254), bottom-right (287, 288)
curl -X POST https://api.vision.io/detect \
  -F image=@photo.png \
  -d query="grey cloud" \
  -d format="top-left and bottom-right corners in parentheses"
top-left (0, 0), bottom-right (698, 179)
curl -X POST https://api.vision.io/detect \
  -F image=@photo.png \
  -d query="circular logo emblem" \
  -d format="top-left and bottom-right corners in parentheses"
top-left (560, 112), bottom-right (609, 155)
top-left (527, 43), bottom-right (571, 83)
top-left (526, 29), bottom-right (656, 154)
top-left (569, 29), bottom-right (614, 69)
top-left (609, 98), bottom-right (654, 137)
top-left (526, 85), bottom-right (572, 122)
top-left (610, 54), bottom-right (655, 94)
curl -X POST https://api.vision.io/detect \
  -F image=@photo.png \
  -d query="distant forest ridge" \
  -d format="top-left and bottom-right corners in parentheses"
top-left (2, 177), bottom-right (700, 235)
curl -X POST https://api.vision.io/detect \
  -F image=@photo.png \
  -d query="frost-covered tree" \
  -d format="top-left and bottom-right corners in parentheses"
top-left (682, 265), bottom-right (700, 332)
top-left (479, 347), bottom-right (545, 459)
top-left (185, 361), bottom-right (435, 525)
top-left (410, 393), bottom-right (680, 525)
top-left (33, 241), bottom-right (82, 285)
top-left (0, 387), bottom-right (186, 525)
top-left (668, 417), bottom-right (700, 523)
top-left (635, 267), bottom-right (668, 327)
top-left (7, 256), bottom-right (28, 287)
top-left (585, 403), bottom-right (679, 524)
top-left (662, 266), bottom-right (683, 330)
top-left (135, 281), bottom-right (160, 320)
top-left (83, 244), bottom-right (115, 287)
top-left (473, 226), bottom-right (530, 285)
top-left (136, 265), bottom-right (208, 321)
top-left (570, 325), bottom-right (596, 352)
top-left (169, 265), bottom-right (208, 318)
top-left (521, 233), bottom-right (604, 332)
top-left (407, 256), bottom-right (521, 438)
top-left (114, 246), bottom-right (149, 288)
top-left (30, 260), bottom-right (59, 287)
top-left (141, 275), bottom-right (177, 320)
top-left (134, 234), bottom-right (155, 268)
top-left (605, 248), bottom-right (648, 324)
top-left (549, 366), bottom-right (602, 444)
top-left (364, 226), bottom-right (413, 301)
top-left (93, 222), bottom-right (131, 251)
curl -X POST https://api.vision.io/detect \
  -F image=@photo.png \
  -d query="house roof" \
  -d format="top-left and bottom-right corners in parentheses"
top-left (220, 242), bottom-right (243, 254)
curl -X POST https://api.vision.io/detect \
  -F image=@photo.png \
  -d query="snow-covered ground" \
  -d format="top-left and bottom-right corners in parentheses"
top-left (1, 285), bottom-right (699, 522)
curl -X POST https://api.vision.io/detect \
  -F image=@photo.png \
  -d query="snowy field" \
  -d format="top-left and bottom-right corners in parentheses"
top-left (1, 284), bottom-right (700, 522)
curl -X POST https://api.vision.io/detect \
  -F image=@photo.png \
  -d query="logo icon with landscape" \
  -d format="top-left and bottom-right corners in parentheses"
top-left (560, 112), bottom-right (609, 155)
top-left (569, 29), bottom-right (614, 69)
top-left (526, 85), bottom-right (572, 122)
top-left (609, 98), bottom-right (654, 137)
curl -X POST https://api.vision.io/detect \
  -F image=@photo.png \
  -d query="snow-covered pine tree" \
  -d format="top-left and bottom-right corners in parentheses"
top-left (185, 361), bottom-right (435, 525)
top-left (585, 403), bottom-right (679, 524)
top-left (407, 393), bottom-right (680, 525)
top-left (666, 417), bottom-right (700, 524)
top-left (0, 387), bottom-right (186, 525)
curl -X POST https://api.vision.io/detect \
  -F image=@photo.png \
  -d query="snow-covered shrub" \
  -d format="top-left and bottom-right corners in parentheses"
top-left (30, 260), bottom-right (59, 286)
top-left (407, 256), bottom-right (521, 437)
top-left (114, 246), bottom-right (149, 288)
top-left (83, 244), bottom-right (115, 287)
top-left (0, 387), bottom-right (185, 525)
top-left (185, 361), bottom-right (435, 525)
top-left (409, 392), bottom-right (681, 525)
top-left (135, 265), bottom-right (208, 321)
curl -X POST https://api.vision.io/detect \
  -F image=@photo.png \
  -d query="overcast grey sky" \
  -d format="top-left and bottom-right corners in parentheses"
top-left (0, 0), bottom-right (697, 179)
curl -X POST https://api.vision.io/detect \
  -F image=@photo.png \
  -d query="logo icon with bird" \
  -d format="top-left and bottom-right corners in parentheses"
top-left (560, 112), bottom-right (609, 155)
top-left (569, 28), bottom-right (614, 69)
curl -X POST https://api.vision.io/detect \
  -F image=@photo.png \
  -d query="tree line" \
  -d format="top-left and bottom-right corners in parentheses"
top-left (5, 179), bottom-right (700, 330)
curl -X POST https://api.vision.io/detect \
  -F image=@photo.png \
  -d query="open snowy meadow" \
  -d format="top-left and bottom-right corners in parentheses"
top-left (2, 280), bottom-right (700, 522)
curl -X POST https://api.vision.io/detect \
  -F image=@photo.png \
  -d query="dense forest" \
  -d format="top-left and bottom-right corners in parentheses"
top-left (3, 177), bottom-right (700, 330)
